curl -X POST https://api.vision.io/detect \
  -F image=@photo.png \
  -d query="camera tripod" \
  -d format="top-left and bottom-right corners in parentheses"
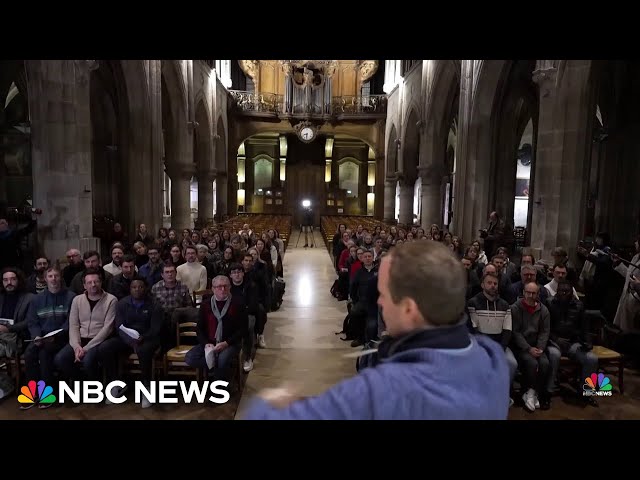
top-left (295, 224), bottom-right (315, 248)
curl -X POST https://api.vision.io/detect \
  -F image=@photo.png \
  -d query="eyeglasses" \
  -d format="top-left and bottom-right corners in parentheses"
top-left (213, 285), bottom-right (229, 289)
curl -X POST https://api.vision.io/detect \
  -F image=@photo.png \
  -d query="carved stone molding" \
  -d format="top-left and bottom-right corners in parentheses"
top-left (358, 60), bottom-right (378, 83)
top-left (238, 60), bottom-right (259, 79)
top-left (74, 60), bottom-right (99, 86)
top-left (197, 169), bottom-right (218, 181)
top-left (165, 162), bottom-right (197, 180)
top-left (417, 165), bottom-right (442, 183)
top-left (532, 67), bottom-right (557, 98)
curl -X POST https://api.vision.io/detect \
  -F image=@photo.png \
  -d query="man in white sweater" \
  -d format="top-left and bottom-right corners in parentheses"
top-left (177, 245), bottom-right (208, 294)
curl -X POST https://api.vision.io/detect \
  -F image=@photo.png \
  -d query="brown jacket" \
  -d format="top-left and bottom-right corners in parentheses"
top-left (69, 291), bottom-right (117, 351)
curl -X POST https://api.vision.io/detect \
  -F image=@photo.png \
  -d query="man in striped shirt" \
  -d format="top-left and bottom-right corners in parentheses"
top-left (467, 272), bottom-right (517, 386)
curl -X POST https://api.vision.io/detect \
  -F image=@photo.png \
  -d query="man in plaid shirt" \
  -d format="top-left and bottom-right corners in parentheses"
top-left (150, 263), bottom-right (193, 350)
top-left (151, 263), bottom-right (192, 312)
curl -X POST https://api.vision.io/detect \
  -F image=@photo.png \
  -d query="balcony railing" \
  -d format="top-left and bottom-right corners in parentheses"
top-left (228, 90), bottom-right (387, 119)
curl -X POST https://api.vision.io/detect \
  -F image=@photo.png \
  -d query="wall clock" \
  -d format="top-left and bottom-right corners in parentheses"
top-left (295, 121), bottom-right (318, 143)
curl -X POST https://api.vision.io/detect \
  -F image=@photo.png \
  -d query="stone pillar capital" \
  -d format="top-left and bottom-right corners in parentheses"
top-left (532, 67), bottom-right (557, 98)
top-left (197, 168), bottom-right (217, 182)
top-left (166, 163), bottom-right (196, 180)
top-left (74, 60), bottom-right (99, 86)
top-left (417, 165), bottom-right (442, 182)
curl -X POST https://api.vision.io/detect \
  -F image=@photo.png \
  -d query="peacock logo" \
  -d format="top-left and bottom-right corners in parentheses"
top-left (583, 373), bottom-right (613, 397)
top-left (18, 380), bottom-right (57, 409)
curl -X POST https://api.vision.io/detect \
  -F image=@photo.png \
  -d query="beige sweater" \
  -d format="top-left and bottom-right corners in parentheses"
top-left (69, 291), bottom-right (117, 351)
top-left (176, 261), bottom-right (207, 293)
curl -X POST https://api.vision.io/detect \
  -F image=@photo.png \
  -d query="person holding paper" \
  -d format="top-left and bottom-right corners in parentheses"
top-left (185, 275), bottom-right (247, 381)
top-left (24, 266), bottom-right (76, 398)
top-left (108, 277), bottom-right (163, 406)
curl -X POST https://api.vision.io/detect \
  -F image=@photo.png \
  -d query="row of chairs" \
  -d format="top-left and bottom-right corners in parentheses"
top-left (214, 214), bottom-right (293, 251)
top-left (320, 215), bottom-right (397, 251)
top-left (0, 299), bottom-right (246, 395)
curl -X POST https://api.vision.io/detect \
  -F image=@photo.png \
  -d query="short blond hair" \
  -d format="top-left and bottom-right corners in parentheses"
top-left (387, 241), bottom-right (466, 326)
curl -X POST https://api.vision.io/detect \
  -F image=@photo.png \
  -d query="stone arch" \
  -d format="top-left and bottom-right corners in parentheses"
top-left (401, 108), bottom-right (420, 183)
top-left (421, 60), bottom-right (460, 228)
top-left (195, 100), bottom-right (213, 172)
top-left (90, 61), bottom-right (131, 233)
top-left (215, 118), bottom-right (228, 217)
top-left (215, 116), bottom-right (227, 172)
top-left (386, 123), bottom-right (398, 176)
top-left (161, 60), bottom-right (188, 168)
top-left (0, 60), bottom-right (30, 214)
top-left (492, 60), bottom-right (538, 236)
top-left (161, 60), bottom-right (192, 230)
top-left (453, 60), bottom-right (512, 241)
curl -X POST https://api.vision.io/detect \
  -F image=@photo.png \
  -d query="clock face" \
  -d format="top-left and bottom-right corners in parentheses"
top-left (300, 126), bottom-right (315, 141)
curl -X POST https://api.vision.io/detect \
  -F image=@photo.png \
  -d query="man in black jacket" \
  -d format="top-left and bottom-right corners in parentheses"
top-left (349, 250), bottom-right (378, 347)
top-left (243, 252), bottom-right (268, 348)
top-left (0, 268), bottom-right (35, 357)
top-left (108, 277), bottom-right (164, 407)
top-left (229, 263), bottom-right (258, 372)
top-left (546, 279), bottom-right (598, 405)
top-left (0, 215), bottom-right (37, 271)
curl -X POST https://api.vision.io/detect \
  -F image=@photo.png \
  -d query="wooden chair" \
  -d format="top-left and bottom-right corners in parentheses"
top-left (3, 346), bottom-right (26, 390)
top-left (192, 289), bottom-right (212, 308)
top-left (163, 308), bottom-right (202, 381)
top-left (120, 347), bottom-right (163, 382)
top-left (592, 345), bottom-right (625, 394)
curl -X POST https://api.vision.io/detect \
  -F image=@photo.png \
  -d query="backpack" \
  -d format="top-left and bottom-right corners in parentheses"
top-left (355, 341), bottom-right (380, 372)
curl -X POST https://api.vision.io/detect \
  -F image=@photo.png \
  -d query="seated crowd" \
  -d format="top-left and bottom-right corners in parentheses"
top-left (0, 217), bottom-right (288, 407)
top-left (328, 217), bottom-right (634, 414)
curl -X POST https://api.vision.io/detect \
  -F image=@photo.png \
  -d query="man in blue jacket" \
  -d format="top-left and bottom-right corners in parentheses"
top-left (24, 266), bottom-right (76, 404)
top-left (242, 241), bottom-right (511, 420)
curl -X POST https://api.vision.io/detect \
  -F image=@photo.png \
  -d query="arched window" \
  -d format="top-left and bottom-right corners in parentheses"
top-left (254, 157), bottom-right (273, 191)
top-left (338, 158), bottom-right (360, 198)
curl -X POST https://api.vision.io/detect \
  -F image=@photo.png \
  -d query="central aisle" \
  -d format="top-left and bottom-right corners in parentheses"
top-left (235, 229), bottom-right (354, 418)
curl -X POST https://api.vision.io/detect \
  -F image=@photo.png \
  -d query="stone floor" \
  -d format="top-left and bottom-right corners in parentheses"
top-left (2, 227), bottom-right (640, 420)
top-left (235, 229), bottom-right (353, 418)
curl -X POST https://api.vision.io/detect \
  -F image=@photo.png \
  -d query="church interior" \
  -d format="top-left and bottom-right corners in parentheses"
top-left (1, 59), bottom-right (640, 420)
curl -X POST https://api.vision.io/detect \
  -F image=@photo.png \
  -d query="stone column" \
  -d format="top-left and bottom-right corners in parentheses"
top-left (198, 171), bottom-right (216, 223)
top-left (530, 61), bottom-right (592, 260)
top-left (418, 165), bottom-right (442, 229)
top-left (124, 60), bottom-right (164, 236)
top-left (166, 163), bottom-right (195, 230)
top-left (26, 60), bottom-right (100, 261)
top-left (530, 66), bottom-right (560, 260)
top-left (216, 171), bottom-right (228, 218)
top-left (450, 60), bottom-right (474, 241)
top-left (398, 178), bottom-right (414, 226)
top-left (383, 175), bottom-right (397, 223)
